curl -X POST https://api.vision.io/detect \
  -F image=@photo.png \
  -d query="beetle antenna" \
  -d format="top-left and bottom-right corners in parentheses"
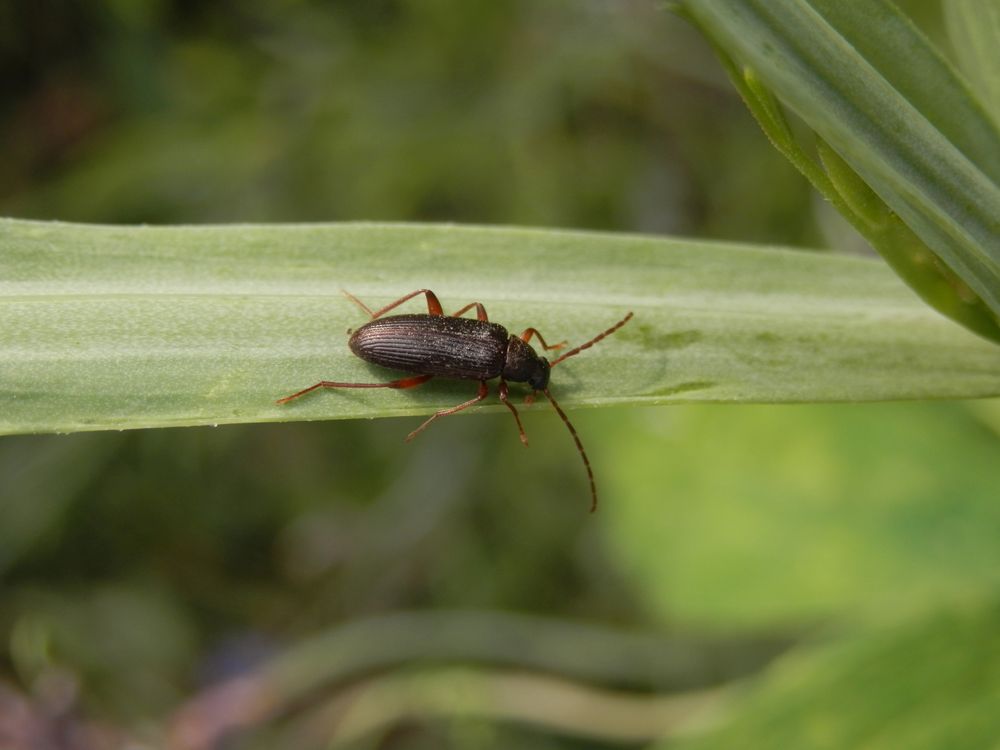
top-left (550, 312), bottom-right (633, 367)
top-left (542, 387), bottom-right (597, 512)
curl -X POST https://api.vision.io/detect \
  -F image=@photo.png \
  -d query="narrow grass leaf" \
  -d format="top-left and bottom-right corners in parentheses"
top-left (2, 219), bottom-right (1000, 435)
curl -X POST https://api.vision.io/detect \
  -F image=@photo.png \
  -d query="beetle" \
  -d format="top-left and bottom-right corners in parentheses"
top-left (277, 289), bottom-right (633, 511)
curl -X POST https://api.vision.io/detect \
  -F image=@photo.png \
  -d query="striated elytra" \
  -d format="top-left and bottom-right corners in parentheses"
top-left (349, 313), bottom-right (553, 390)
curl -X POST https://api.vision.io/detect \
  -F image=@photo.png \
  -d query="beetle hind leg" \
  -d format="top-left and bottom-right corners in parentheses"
top-left (276, 374), bottom-right (433, 405)
top-left (405, 381), bottom-right (489, 442)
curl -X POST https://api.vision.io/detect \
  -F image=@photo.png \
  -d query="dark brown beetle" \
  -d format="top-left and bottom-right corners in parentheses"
top-left (277, 289), bottom-right (633, 511)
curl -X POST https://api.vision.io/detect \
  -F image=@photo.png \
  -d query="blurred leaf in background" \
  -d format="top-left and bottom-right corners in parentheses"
top-left (603, 403), bottom-right (1000, 627)
top-left (663, 598), bottom-right (1000, 750)
top-left (0, 0), bottom-right (813, 239)
top-left (1, 0), bottom-right (998, 748)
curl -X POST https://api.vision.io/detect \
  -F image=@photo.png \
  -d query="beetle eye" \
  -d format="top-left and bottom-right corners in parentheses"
top-left (528, 360), bottom-right (550, 391)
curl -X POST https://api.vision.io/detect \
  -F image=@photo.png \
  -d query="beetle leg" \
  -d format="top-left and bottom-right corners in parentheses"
top-left (519, 327), bottom-right (567, 351)
top-left (341, 289), bottom-right (445, 318)
top-left (498, 379), bottom-right (528, 446)
top-left (404, 380), bottom-right (489, 442)
top-left (450, 301), bottom-right (489, 321)
top-left (277, 374), bottom-right (433, 405)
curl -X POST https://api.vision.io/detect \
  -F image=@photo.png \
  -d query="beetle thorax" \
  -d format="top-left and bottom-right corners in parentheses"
top-left (502, 335), bottom-right (550, 390)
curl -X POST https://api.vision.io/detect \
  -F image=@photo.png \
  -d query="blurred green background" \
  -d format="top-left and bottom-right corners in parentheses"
top-left (2, 0), bottom-right (999, 747)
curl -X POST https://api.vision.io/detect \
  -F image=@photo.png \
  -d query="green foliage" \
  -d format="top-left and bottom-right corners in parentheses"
top-left (665, 599), bottom-right (1000, 750)
top-left (604, 403), bottom-right (1000, 626)
top-left (944, 0), bottom-right (1000, 124)
top-left (682, 0), bottom-right (1000, 341)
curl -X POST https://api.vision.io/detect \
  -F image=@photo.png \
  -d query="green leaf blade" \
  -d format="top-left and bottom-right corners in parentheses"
top-left (2, 219), bottom-right (1000, 436)
top-left (681, 0), bottom-right (1000, 324)
top-left (944, 0), bottom-right (1000, 125)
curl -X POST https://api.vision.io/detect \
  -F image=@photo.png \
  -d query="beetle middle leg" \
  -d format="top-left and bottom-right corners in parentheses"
top-left (342, 289), bottom-right (445, 319)
top-left (498, 379), bottom-right (528, 446)
top-left (277, 374), bottom-right (433, 405)
top-left (405, 380), bottom-right (489, 442)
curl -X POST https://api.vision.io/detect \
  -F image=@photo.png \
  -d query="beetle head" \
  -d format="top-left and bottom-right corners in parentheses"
top-left (502, 335), bottom-right (550, 390)
top-left (527, 357), bottom-right (550, 391)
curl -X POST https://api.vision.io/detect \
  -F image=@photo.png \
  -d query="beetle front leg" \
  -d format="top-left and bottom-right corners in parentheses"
top-left (342, 289), bottom-right (445, 319)
top-left (404, 380), bottom-right (489, 442)
top-left (498, 379), bottom-right (528, 446)
top-left (519, 327), bottom-right (567, 351)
